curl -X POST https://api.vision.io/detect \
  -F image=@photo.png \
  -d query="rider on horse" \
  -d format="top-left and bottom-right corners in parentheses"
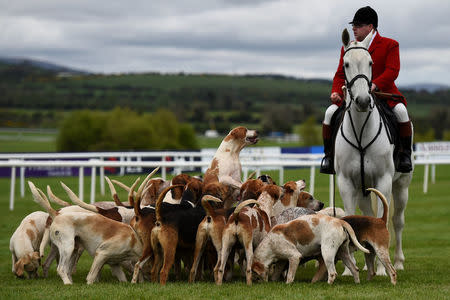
top-left (320, 6), bottom-right (413, 175)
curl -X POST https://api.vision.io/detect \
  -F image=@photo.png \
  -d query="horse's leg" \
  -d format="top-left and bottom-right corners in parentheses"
top-left (337, 174), bottom-right (359, 276)
top-left (391, 177), bottom-right (410, 271)
top-left (337, 175), bottom-right (358, 215)
top-left (372, 175), bottom-right (394, 276)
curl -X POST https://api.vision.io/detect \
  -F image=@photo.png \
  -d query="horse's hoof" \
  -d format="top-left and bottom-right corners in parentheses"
top-left (341, 268), bottom-right (353, 276)
top-left (394, 261), bottom-right (404, 270)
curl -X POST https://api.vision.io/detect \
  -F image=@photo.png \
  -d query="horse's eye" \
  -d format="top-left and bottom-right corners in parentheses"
top-left (369, 61), bottom-right (373, 66)
top-left (344, 63), bottom-right (349, 68)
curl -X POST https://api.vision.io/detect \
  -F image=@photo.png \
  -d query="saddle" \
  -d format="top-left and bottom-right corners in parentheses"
top-left (330, 95), bottom-right (400, 164)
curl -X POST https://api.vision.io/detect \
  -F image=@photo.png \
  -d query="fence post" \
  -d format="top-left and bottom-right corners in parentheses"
top-left (20, 166), bottom-right (25, 198)
top-left (90, 159), bottom-right (97, 204)
top-left (79, 167), bottom-right (84, 202)
top-left (120, 156), bottom-right (125, 176)
top-left (309, 166), bottom-right (315, 195)
top-left (242, 168), bottom-right (248, 181)
top-left (10, 165), bottom-right (16, 211)
top-left (423, 163), bottom-right (429, 194)
top-left (99, 158), bottom-right (105, 196)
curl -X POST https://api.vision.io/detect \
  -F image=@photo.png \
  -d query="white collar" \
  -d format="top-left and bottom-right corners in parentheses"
top-left (368, 30), bottom-right (377, 48)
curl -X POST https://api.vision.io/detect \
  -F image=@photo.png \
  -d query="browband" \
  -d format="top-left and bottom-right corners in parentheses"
top-left (343, 46), bottom-right (369, 56)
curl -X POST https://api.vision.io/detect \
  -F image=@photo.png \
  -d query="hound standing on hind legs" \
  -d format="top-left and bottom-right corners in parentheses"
top-left (203, 126), bottom-right (259, 189)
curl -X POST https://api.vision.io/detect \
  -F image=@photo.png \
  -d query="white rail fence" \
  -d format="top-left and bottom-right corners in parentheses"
top-left (1, 151), bottom-right (449, 210)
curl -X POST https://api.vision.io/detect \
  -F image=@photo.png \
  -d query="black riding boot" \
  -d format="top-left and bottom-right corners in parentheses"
top-left (320, 124), bottom-right (335, 174)
top-left (396, 121), bottom-right (413, 173)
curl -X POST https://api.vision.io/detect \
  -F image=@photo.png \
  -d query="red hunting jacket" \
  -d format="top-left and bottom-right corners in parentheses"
top-left (331, 31), bottom-right (406, 108)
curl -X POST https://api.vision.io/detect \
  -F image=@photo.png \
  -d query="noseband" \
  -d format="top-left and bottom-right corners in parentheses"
top-left (343, 46), bottom-right (373, 110)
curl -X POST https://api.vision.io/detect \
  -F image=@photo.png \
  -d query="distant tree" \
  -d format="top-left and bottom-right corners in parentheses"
top-left (297, 116), bottom-right (321, 146)
top-left (151, 108), bottom-right (180, 149)
top-left (429, 106), bottom-right (449, 140)
top-left (414, 128), bottom-right (435, 143)
top-left (178, 123), bottom-right (199, 149)
top-left (57, 107), bottom-right (198, 151)
top-left (261, 103), bottom-right (294, 134)
top-left (57, 110), bottom-right (106, 151)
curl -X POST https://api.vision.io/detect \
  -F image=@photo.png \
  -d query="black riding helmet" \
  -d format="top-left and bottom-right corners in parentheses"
top-left (349, 6), bottom-right (378, 29)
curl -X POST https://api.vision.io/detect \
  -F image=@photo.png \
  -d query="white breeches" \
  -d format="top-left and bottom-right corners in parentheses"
top-left (323, 103), bottom-right (409, 125)
top-left (323, 104), bottom-right (339, 125)
top-left (392, 103), bottom-right (409, 123)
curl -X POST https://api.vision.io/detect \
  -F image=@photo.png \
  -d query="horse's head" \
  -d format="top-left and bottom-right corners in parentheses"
top-left (342, 28), bottom-right (373, 112)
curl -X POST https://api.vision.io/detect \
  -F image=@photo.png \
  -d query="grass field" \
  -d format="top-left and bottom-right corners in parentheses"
top-left (0, 164), bottom-right (449, 299)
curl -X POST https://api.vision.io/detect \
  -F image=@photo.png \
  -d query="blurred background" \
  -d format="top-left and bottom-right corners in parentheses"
top-left (1, 0), bottom-right (449, 153)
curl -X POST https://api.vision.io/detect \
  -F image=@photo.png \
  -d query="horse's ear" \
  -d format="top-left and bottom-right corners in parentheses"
top-left (361, 30), bottom-right (374, 49)
top-left (342, 28), bottom-right (350, 48)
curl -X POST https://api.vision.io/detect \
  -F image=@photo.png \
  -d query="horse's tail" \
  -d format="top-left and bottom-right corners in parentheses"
top-left (367, 188), bottom-right (389, 225)
top-left (341, 220), bottom-right (370, 254)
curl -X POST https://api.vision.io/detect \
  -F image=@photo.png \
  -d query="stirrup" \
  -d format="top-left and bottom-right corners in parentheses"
top-left (320, 157), bottom-right (335, 174)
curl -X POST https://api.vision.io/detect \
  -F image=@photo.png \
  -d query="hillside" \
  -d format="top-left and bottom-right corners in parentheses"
top-left (0, 58), bottom-right (449, 138)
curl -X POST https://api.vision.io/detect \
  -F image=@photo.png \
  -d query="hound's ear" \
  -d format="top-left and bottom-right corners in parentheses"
top-left (361, 29), bottom-right (373, 49)
top-left (31, 252), bottom-right (40, 262)
top-left (342, 28), bottom-right (350, 49)
top-left (14, 259), bottom-right (25, 277)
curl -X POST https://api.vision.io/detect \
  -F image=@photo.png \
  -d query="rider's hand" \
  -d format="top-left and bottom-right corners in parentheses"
top-left (330, 92), bottom-right (342, 104)
top-left (371, 83), bottom-right (378, 92)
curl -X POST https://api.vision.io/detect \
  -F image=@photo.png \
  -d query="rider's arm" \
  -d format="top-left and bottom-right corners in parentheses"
top-left (331, 47), bottom-right (345, 102)
top-left (372, 39), bottom-right (400, 92)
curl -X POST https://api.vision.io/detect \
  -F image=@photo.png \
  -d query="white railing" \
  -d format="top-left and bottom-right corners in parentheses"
top-left (1, 151), bottom-right (449, 210)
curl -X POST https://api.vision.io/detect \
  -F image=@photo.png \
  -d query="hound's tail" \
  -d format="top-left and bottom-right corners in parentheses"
top-left (105, 176), bottom-right (126, 206)
top-left (247, 171), bottom-right (257, 180)
top-left (112, 167), bottom-right (160, 207)
top-left (155, 184), bottom-right (184, 224)
top-left (39, 227), bottom-right (50, 258)
top-left (46, 185), bottom-right (71, 207)
top-left (60, 181), bottom-right (99, 213)
top-left (28, 181), bottom-right (58, 218)
top-left (201, 195), bottom-right (223, 218)
top-left (232, 199), bottom-right (259, 224)
top-left (341, 220), bottom-right (370, 254)
top-left (367, 188), bottom-right (389, 225)
top-left (131, 171), bottom-right (157, 217)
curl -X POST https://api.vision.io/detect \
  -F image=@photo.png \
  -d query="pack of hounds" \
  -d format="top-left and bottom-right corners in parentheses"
top-left (10, 126), bottom-right (397, 285)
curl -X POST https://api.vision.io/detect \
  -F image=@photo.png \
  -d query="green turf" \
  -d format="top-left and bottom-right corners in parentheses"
top-left (0, 166), bottom-right (449, 299)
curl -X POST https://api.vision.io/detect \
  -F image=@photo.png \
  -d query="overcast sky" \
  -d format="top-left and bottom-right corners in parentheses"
top-left (1, 0), bottom-right (449, 86)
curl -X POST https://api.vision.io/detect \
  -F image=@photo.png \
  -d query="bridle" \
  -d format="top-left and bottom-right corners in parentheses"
top-left (343, 46), bottom-right (374, 111)
top-left (340, 46), bottom-right (381, 197)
